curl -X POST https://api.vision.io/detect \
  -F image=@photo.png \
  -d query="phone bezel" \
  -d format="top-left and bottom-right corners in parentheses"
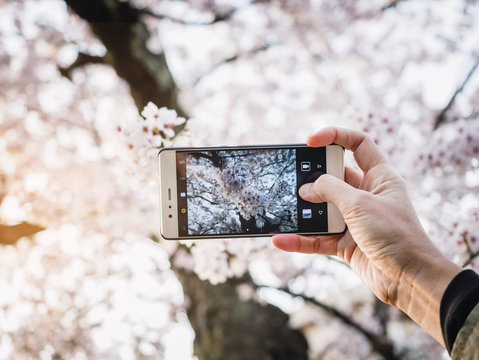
top-left (159, 144), bottom-right (345, 240)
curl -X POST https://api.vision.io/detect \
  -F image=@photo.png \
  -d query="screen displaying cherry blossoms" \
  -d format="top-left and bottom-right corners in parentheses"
top-left (183, 149), bottom-right (298, 235)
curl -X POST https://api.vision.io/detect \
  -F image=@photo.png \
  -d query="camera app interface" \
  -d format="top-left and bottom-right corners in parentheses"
top-left (176, 147), bottom-right (327, 236)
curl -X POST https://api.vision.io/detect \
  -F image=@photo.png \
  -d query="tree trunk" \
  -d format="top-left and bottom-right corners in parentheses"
top-left (64, 0), bottom-right (185, 115)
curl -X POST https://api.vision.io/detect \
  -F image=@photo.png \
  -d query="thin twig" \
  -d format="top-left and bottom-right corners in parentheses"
top-left (463, 252), bottom-right (479, 267)
top-left (381, 0), bottom-right (409, 11)
top-left (462, 237), bottom-right (479, 267)
top-left (354, 0), bottom-right (414, 20)
top-left (58, 52), bottom-right (105, 80)
top-left (434, 63), bottom-right (479, 130)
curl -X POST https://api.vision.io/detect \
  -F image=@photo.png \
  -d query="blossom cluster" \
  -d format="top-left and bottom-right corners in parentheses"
top-left (117, 102), bottom-right (186, 168)
top-left (413, 120), bottom-right (479, 175)
top-left (115, 102), bottom-right (188, 198)
top-left (350, 111), bottom-right (403, 160)
top-left (175, 237), bottom-right (270, 284)
top-left (449, 208), bottom-right (479, 266)
top-left (214, 167), bottom-right (271, 220)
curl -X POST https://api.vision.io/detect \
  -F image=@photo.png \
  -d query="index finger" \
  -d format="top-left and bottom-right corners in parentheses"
top-left (307, 126), bottom-right (387, 172)
top-left (271, 234), bottom-right (341, 255)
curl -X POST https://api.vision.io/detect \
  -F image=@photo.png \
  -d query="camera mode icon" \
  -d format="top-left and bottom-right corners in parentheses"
top-left (301, 161), bottom-right (311, 171)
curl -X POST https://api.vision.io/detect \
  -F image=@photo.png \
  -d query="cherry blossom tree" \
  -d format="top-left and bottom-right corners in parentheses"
top-left (185, 148), bottom-right (297, 234)
top-left (1, 0), bottom-right (478, 359)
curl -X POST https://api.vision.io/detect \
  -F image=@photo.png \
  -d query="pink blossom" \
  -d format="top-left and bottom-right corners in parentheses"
top-left (140, 102), bottom-right (186, 139)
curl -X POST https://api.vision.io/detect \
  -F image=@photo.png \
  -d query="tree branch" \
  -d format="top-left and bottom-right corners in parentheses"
top-left (139, 7), bottom-right (236, 26)
top-left (373, 298), bottom-right (390, 336)
top-left (193, 43), bottom-right (272, 86)
top-left (139, 0), bottom-right (270, 26)
top-left (380, 0), bottom-right (409, 11)
top-left (258, 284), bottom-right (400, 360)
top-left (0, 222), bottom-right (44, 245)
top-left (58, 52), bottom-right (105, 80)
top-left (354, 0), bottom-right (414, 20)
top-left (190, 151), bottom-right (223, 168)
top-left (434, 63), bottom-right (479, 130)
top-left (189, 194), bottom-right (218, 205)
top-left (463, 252), bottom-right (479, 267)
top-left (462, 236), bottom-right (479, 267)
top-left (268, 158), bottom-right (295, 195)
top-left (447, 110), bottom-right (479, 123)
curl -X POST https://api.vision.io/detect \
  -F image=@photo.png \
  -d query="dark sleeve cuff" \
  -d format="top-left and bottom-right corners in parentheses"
top-left (440, 269), bottom-right (479, 353)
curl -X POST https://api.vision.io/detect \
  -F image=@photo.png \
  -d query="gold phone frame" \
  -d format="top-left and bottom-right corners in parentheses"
top-left (159, 144), bottom-right (345, 239)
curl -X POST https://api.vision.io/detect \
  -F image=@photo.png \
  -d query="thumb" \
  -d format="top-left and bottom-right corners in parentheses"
top-left (299, 174), bottom-right (358, 214)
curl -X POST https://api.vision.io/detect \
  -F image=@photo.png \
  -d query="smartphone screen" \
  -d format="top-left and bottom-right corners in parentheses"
top-left (174, 146), bottom-right (328, 237)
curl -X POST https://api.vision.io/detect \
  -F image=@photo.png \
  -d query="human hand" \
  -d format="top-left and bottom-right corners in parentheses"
top-left (272, 126), bottom-right (461, 344)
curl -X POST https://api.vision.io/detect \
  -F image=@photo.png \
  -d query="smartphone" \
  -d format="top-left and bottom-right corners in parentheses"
top-left (159, 144), bottom-right (345, 240)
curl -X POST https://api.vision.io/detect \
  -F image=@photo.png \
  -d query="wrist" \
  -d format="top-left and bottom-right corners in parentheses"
top-left (395, 250), bottom-right (462, 345)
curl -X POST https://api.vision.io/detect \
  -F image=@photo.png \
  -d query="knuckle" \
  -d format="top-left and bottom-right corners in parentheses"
top-left (311, 177), bottom-right (327, 197)
top-left (314, 173), bottom-right (330, 189)
top-left (363, 133), bottom-right (376, 146)
top-left (294, 236), bottom-right (302, 252)
top-left (396, 175), bottom-right (407, 188)
top-left (363, 133), bottom-right (374, 142)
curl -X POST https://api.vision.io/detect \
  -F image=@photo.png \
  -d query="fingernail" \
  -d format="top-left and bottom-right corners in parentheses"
top-left (299, 183), bottom-right (312, 197)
